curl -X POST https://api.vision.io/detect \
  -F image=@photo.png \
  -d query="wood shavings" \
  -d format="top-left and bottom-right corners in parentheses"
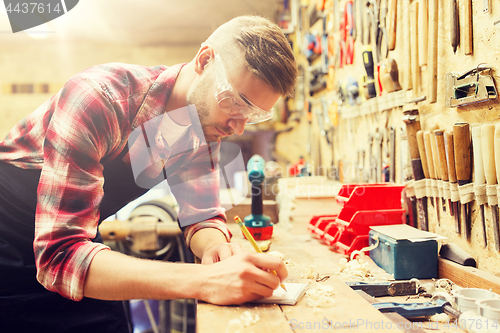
top-left (258, 240), bottom-right (271, 252)
top-left (301, 265), bottom-right (317, 279)
top-left (337, 257), bottom-right (373, 281)
top-left (225, 311), bottom-right (260, 332)
top-left (305, 285), bottom-right (337, 308)
top-left (225, 319), bottom-right (244, 333)
top-left (240, 311), bottom-right (261, 326)
top-left (429, 313), bottom-right (450, 323)
top-left (284, 258), bottom-right (294, 266)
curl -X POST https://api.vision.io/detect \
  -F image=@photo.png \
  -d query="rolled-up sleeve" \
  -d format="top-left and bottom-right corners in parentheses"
top-left (34, 77), bottom-right (121, 301)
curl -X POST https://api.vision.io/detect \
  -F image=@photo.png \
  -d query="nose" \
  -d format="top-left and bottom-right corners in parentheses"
top-left (227, 118), bottom-right (246, 135)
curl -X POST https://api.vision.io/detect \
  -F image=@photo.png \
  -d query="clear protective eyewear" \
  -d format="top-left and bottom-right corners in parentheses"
top-left (204, 43), bottom-right (274, 124)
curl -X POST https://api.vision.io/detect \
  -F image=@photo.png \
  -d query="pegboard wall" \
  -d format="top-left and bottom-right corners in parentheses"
top-left (274, 0), bottom-right (500, 276)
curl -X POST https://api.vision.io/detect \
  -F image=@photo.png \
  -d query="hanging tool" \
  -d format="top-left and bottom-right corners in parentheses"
top-left (340, 0), bottom-right (355, 66)
top-left (472, 126), bottom-right (488, 248)
top-left (404, 0), bottom-right (412, 90)
top-left (445, 131), bottom-right (461, 234)
top-left (418, 0), bottom-right (428, 66)
top-left (403, 110), bottom-right (428, 231)
top-left (483, 125), bottom-right (498, 251)
top-left (445, 64), bottom-right (498, 108)
top-left (376, 0), bottom-right (389, 60)
top-left (428, 0), bottom-right (438, 103)
top-left (410, 0), bottom-right (419, 97)
top-left (386, 0), bottom-right (397, 50)
top-left (430, 130), bottom-right (445, 220)
top-left (244, 155), bottom-right (273, 240)
top-left (389, 127), bottom-right (396, 183)
top-left (379, 58), bottom-right (402, 94)
top-left (454, 123), bottom-right (473, 240)
top-left (423, 131), bottom-right (437, 209)
top-left (416, 130), bottom-right (433, 219)
top-left (435, 130), bottom-right (452, 218)
top-left (347, 280), bottom-right (418, 297)
top-left (362, 45), bottom-right (377, 98)
top-left (493, 124), bottom-right (500, 251)
top-left (463, 0), bottom-right (473, 55)
top-left (450, 0), bottom-right (459, 53)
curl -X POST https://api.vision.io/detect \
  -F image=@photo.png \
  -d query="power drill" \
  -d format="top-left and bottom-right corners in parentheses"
top-left (243, 155), bottom-right (273, 240)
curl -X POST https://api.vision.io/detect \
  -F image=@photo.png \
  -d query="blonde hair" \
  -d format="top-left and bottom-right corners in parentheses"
top-left (205, 16), bottom-right (297, 97)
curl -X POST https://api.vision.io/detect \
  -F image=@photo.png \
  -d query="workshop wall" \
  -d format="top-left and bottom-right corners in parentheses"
top-left (275, 0), bottom-right (500, 276)
top-left (0, 41), bottom-right (199, 138)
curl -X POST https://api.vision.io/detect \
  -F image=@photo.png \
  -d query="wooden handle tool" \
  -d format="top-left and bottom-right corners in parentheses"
top-left (445, 130), bottom-right (461, 234)
top-left (424, 131), bottom-right (436, 180)
top-left (482, 124), bottom-right (497, 186)
top-left (387, 0), bottom-right (397, 50)
top-left (454, 123), bottom-right (472, 184)
top-left (428, 0), bottom-right (438, 103)
top-left (435, 130), bottom-right (449, 182)
top-left (418, 0), bottom-right (428, 66)
top-left (410, 1), bottom-right (420, 97)
top-left (472, 126), bottom-right (488, 247)
top-left (431, 130), bottom-right (443, 220)
top-left (450, 0), bottom-right (459, 53)
top-left (463, 0), bottom-right (473, 55)
top-left (417, 130), bottom-right (430, 179)
top-left (453, 123), bottom-right (472, 239)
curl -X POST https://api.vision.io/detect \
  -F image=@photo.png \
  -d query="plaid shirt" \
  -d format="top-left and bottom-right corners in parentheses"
top-left (0, 63), bottom-right (231, 301)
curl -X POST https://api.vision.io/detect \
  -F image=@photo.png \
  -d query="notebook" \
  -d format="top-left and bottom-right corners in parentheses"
top-left (251, 283), bottom-right (308, 305)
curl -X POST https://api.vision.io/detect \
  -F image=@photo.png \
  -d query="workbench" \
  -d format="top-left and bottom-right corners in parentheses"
top-left (197, 211), bottom-right (467, 333)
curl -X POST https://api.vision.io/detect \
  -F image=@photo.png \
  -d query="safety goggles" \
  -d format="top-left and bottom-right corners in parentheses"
top-left (204, 44), bottom-right (274, 124)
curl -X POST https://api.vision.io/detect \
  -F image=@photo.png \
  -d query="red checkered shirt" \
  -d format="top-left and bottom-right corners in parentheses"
top-left (0, 63), bottom-right (231, 301)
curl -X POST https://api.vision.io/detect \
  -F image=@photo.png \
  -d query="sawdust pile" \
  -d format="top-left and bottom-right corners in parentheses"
top-left (225, 311), bottom-right (261, 333)
top-left (305, 285), bottom-right (337, 309)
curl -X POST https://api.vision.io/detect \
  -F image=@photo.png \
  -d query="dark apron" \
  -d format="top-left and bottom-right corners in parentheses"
top-left (0, 146), bottom-right (161, 333)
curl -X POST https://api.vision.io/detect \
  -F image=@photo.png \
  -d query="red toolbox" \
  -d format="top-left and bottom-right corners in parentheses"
top-left (308, 184), bottom-right (405, 255)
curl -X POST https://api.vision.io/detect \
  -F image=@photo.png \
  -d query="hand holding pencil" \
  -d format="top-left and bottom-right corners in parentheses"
top-left (234, 216), bottom-right (287, 292)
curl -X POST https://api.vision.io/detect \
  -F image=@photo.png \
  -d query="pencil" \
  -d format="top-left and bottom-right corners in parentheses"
top-left (234, 215), bottom-right (287, 292)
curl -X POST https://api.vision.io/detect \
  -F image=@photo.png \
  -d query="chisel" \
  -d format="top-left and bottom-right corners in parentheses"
top-left (423, 131), bottom-right (437, 209)
top-left (428, 0), bottom-right (438, 103)
top-left (492, 124), bottom-right (500, 251)
top-left (403, 110), bottom-right (428, 231)
top-left (450, 0), bottom-right (459, 53)
top-left (445, 131), bottom-right (460, 234)
top-left (472, 126), bottom-right (488, 248)
top-left (430, 131), bottom-right (442, 222)
top-left (435, 130), bottom-right (452, 219)
top-left (454, 123), bottom-right (473, 240)
top-left (432, 130), bottom-right (447, 214)
top-left (482, 124), bottom-right (498, 250)
top-left (445, 131), bottom-right (461, 234)
top-left (416, 130), bottom-right (432, 208)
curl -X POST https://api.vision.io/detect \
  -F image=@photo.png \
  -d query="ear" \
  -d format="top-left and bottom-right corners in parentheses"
top-left (194, 45), bottom-right (213, 75)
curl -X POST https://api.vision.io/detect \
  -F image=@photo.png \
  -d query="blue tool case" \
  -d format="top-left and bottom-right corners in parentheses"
top-left (369, 225), bottom-right (438, 280)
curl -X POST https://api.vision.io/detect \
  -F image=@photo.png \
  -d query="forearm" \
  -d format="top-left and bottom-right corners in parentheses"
top-left (83, 249), bottom-right (201, 301)
top-left (189, 227), bottom-right (228, 259)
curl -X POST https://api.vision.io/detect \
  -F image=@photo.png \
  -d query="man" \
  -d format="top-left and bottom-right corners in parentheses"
top-left (0, 15), bottom-right (297, 332)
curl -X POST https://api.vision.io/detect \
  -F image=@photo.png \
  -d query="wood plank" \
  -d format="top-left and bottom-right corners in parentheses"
top-left (438, 257), bottom-right (500, 294)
